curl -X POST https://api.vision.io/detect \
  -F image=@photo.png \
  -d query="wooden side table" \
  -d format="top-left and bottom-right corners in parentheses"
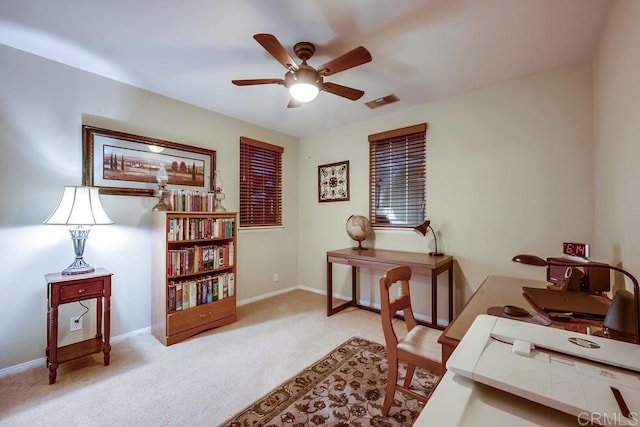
top-left (45, 268), bottom-right (112, 384)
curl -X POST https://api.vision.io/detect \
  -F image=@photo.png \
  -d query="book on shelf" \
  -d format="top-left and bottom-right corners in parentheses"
top-left (176, 284), bottom-right (183, 311)
top-left (228, 273), bottom-right (235, 297)
top-left (168, 190), bottom-right (217, 213)
top-left (167, 217), bottom-right (235, 242)
top-left (168, 285), bottom-right (176, 312)
top-left (167, 242), bottom-right (234, 276)
top-left (167, 272), bottom-right (235, 313)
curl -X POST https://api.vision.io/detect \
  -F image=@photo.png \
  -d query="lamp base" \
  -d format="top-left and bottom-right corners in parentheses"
top-left (213, 191), bottom-right (227, 212)
top-left (152, 186), bottom-right (171, 211)
top-left (429, 251), bottom-right (445, 256)
top-left (62, 258), bottom-right (95, 275)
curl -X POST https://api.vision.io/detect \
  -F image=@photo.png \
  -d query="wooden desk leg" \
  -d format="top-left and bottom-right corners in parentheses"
top-left (431, 271), bottom-right (438, 329)
top-left (326, 260), bottom-right (353, 316)
top-left (448, 265), bottom-right (454, 322)
top-left (351, 265), bottom-right (357, 305)
top-left (326, 260), bottom-right (333, 315)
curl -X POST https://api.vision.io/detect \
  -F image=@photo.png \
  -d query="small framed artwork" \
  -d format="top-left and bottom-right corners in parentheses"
top-left (318, 160), bottom-right (350, 202)
top-left (82, 125), bottom-right (216, 196)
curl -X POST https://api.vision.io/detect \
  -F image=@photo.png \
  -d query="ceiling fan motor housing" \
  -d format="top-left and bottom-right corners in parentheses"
top-left (285, 65), bottom-right (323, 88)
top-left (293, 42), bottom-right (315, 61)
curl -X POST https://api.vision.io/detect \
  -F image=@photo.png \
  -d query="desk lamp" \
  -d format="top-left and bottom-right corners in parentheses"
top-left (44, 186), bottom-right (114, 275)
top-left (414, 220), bottom-right (444, 256)
top-left (512, 254), bottom-right (640, 344)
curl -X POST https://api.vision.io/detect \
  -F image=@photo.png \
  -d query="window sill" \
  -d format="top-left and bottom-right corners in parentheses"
top-left (239, 226), bottom-right (284, 233)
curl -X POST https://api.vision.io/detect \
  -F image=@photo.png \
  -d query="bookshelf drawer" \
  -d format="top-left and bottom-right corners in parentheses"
top-left (167, 298), bottom-right (235, 336)
top-left (59, 279), bottom-right (104, 303)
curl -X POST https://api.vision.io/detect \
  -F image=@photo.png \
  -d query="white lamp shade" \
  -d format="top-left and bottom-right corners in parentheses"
top-left (289, 83), bottom-right (320, 103)
top-left (44, 186), bottom-right (114, 225)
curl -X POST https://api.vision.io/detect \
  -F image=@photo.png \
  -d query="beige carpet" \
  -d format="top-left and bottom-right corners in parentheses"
top-left (0, 290), bottom-right (441, 426)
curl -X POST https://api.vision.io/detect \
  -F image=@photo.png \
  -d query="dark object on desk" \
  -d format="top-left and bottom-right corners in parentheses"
top-left (548, 312), bottom-right (573, 322)
top-left (599, 289), bottom-right (637, 342)
top-left (413, 220), bottom-right (444, 256)
top-left (546, 257), bottom-right (611, 292)
top-left (512, 253), bottom-right (640, 344)
top-left (486, 306), bottom-right (552, 326)
top-left (503, 305), bottom-right (530, 317)
top-left (523, 286), bottom-right (609, 319)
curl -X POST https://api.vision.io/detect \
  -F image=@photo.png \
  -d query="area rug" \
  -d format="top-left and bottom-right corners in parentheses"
top-left (221, 337), bottom-right (440, 427)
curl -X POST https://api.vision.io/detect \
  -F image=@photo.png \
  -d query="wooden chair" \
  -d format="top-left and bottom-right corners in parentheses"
top-left (379, 265), bottom-right (443, 416)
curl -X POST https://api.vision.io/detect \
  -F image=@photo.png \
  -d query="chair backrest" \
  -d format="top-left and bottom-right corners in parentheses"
top-left (379, 266), bottom-right (418, 347)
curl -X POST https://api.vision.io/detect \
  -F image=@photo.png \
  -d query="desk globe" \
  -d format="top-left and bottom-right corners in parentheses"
top-left (346, 215), bottom-right (371, 250)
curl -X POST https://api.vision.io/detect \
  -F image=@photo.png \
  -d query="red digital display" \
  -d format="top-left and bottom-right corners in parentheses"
top-left (563, 242), bottom-right (589, 258)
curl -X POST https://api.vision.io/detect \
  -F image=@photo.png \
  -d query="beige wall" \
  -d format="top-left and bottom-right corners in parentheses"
top-left (298, 64), bottom-right (595, 320)
top-left (0, 44), bottom-right (299, 369)
top-left (3, 0), bottom-right (639, 371)
top-left (593, 0), bottom-right (640, 293)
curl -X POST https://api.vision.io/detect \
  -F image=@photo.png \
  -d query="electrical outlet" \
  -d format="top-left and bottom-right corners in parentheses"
top-left (273, 273), bottom-right (279, 282)
top-left (70, 316), bottom-right (82, 332)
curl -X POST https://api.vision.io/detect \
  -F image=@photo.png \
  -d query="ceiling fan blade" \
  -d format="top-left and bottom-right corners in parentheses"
top-left (322, 82), bottom-right (365, 100)
top-left (232, 78), bottom-right (284, 86)
top-left (317, 46), bottom-right (372, 76)
top-left (253, 34), bottom-right (299, 71)
top-left (287, 98), bottom-right (302, 108)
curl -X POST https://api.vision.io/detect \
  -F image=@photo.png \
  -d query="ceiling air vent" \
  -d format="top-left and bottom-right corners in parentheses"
top-left (365, 94), bottom-right (400, 109)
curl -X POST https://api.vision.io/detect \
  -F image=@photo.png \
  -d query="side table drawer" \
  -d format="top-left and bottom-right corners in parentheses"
top-left (59, 279), bottom-right (104, 303)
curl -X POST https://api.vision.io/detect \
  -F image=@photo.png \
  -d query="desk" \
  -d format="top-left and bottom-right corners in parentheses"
top-left (438, 275), bottom-right (608, 370)
top-left (45, 268), bottom-right (112, 384)
top-left (415, 368), bottom-right (579, 426)
top-left (422, 276), bottom-right (609, 426)
top-left (438, 275), bottom-right (549, 365)
top-left (326, 248), bottom-right (454, 330)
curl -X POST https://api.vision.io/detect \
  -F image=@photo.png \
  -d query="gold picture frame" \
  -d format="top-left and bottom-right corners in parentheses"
top-left (82, 125), bottom-right (216, 196)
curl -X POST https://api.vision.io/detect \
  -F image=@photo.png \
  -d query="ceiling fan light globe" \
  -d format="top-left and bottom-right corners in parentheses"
top-left (289, 83), bottom-right (319, 103)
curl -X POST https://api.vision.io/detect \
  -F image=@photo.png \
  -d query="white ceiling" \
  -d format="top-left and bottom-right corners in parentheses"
top-left (0, 0), bottom-right (611, 138)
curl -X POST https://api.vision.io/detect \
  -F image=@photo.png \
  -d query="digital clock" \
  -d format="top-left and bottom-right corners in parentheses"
top-left (563, 242), bottom-right (589, 258)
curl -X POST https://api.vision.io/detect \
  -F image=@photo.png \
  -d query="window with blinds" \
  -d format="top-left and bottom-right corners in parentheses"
top-left (239, 137), bottom-right (283, 227)
top-left (368, 123), bottom-right (427, 228)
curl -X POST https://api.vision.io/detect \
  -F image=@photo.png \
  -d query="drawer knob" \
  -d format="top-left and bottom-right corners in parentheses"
top-left (199, 313), bottom-right (210, 319)
top-left (77, 288), bottom-right (86, 293)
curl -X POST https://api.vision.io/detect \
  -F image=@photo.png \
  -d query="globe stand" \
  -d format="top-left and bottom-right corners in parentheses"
top-left (352, 240), bottom-right (368, 250)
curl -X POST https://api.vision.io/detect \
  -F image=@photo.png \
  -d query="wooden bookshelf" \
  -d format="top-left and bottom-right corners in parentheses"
top-left (151, 211), bottom-right (237, 346)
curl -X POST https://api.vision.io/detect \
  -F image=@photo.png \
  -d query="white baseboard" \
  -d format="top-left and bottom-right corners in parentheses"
top-left (237, 286), bottom-right (299, 306)
top-left (1, 287), bottom-right (447, 376)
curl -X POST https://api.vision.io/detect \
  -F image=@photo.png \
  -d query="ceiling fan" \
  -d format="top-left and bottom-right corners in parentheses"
top-left (232, 33), bottom-right (372, 108)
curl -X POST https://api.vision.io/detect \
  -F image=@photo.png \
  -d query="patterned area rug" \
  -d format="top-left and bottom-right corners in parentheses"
top-left (221, 337), bottom-right (440, 426)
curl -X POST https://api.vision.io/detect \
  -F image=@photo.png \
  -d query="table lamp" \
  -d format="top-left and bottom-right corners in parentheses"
top-left (44, 186), bottom-right (114, 275)
top-left (414, 220), bottom-right (444, 256)
top-left (212, 170), bottom-right (226, 212)
top-left (512, 254), bottom-right (640, 344)
top-left (152, 163), bottom-right (171, 211)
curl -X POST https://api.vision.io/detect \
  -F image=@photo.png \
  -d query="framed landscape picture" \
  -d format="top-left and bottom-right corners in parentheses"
top-left (82, 125), bottom-right (216, 196)
top-left (318, 160), bottom-right (350, 202)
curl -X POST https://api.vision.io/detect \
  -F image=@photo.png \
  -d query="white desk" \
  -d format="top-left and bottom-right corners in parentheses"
top-left (415, 370), bottom-right (579, 426)
top-left (419, 313), bottom-right (640, 426)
